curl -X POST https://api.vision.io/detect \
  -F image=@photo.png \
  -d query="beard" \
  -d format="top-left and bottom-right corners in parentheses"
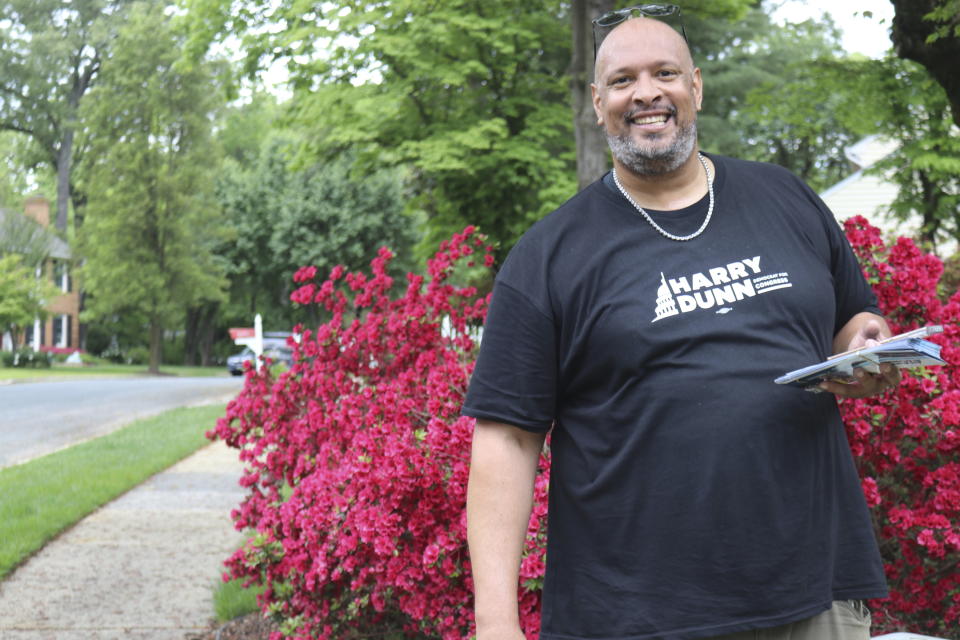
top-left (606, 114), bottom-right (698, 176)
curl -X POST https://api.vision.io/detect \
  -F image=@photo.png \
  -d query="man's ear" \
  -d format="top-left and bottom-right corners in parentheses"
top-left (693, 67), bottom-right (703, 111)
top-left (591, 83), bottom-right (603, 125)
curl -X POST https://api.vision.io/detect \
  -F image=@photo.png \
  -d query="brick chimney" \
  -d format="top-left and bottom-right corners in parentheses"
top-left (23, 195), bottom-right (51, 227)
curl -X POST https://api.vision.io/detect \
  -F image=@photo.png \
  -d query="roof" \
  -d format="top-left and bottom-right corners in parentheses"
top-left (819, 135), bottom-right (959, 255)
top-left (0, 207), bottom-right (72, 260)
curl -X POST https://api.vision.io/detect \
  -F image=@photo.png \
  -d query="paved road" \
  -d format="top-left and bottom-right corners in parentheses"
top-left (0, 377), bottom-right (243, 469)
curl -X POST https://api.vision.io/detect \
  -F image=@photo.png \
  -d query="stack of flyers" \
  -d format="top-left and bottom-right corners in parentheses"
top-left (775, 325), bottom-right (947, 390)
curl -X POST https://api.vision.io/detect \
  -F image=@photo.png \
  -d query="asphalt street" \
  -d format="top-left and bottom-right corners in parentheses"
top-left (0, 376), bottom-right (243, 469)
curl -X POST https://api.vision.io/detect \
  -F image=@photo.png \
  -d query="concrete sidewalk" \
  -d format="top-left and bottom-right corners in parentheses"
top-left (0, 441), bottom-right (247, 639)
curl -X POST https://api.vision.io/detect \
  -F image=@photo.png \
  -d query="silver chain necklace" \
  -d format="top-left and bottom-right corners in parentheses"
top-left (612, 152), bottom-right (714, 242)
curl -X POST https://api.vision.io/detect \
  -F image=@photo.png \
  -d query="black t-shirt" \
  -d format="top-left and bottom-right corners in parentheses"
top-left (463, 154), bottom-right (888, 640)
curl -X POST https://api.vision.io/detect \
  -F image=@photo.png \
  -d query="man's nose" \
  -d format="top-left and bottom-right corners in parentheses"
top-left (631, 73), bottom-right (662, 104)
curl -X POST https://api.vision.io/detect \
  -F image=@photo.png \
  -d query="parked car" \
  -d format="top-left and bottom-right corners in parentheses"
top-left (226, 340), bottom-right (293, 376)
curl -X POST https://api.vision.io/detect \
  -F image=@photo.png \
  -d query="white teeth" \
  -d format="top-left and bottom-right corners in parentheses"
top-left (632, 114), bottom-right (668, 125)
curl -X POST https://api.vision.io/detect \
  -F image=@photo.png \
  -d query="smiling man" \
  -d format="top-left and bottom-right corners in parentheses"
top-left (465, 8), bottom-right (895, 640)
top-left (595, 16), bottom-right (701, 178)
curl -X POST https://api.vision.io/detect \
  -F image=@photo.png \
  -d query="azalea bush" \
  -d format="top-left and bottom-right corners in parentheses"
top-left (211, 219), bottom-right (959, 639)
top-left (209, 227), bottom-right (549, 639)
top-left (842, 216), bottom-right (960, 638)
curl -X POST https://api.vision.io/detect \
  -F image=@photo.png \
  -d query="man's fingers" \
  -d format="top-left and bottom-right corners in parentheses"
top-left (818, 367), bottom-right (900, 398)
top-left (880, 363), bottom-right (902, 388)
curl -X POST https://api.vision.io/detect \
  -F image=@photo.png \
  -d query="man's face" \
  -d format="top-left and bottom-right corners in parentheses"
top-left (592, 19), bottom-right (703, 176)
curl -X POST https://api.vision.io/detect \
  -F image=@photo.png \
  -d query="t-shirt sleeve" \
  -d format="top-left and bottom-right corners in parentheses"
top-left (462, 279), bottom-right (557, 433)
top-left (819, 197), bottom-right (882, 334)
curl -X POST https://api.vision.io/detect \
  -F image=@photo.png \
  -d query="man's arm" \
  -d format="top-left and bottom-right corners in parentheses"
top-left (821, 311), bottom-right (902, 398)
top-left (467, 419), bottom-right (547, 640)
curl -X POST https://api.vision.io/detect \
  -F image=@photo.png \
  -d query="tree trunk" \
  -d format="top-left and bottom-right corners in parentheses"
top-left (183, 307), bottom-right (201, 366)
top-left (148, 316), bottom-right (163, 374)
top-left (198, 303), bottom-right (219, 367)
top-left (570, 0), bottom-right (616, 190)
top-left (918, 170), bottom-right (942, 249)
top-left (71, 182), bottom-right (87, 232)
top-left (55, 130), bottom-right (74, 232)
top-left (183, 302), bottom-right (220, 366)
top-left (890, 0), bottom-right (960, 129)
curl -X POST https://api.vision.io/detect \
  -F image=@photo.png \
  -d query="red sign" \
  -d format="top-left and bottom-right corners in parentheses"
top-left (229, 327), bottom-right (255, 340)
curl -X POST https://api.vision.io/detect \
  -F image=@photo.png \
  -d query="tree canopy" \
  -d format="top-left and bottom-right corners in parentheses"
top-left (0, 0), bottom-right (132, 231)
top-left (214, 118), bottom-right (415, 330)
top-left (78, 1), bottom-right (227, 371)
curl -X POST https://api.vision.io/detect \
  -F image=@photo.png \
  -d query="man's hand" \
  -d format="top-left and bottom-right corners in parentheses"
top-left (822, 313), bottom-right (901, 398)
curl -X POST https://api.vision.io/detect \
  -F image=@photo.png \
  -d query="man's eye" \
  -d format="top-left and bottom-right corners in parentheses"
top-left (611, 76), bottom-right (630, 86)
top-left (657, 70), bottom-right (679, 78)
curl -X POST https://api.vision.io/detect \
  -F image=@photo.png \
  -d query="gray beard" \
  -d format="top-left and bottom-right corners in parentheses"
top-left (606, 118), bottom-right (698, 176)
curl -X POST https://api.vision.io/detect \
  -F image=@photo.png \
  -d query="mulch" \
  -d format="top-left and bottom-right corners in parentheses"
top-left (185, 613), bottom-right (280, 640)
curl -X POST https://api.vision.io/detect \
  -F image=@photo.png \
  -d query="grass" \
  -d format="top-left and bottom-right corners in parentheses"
top-left (0, 363), bottom-right (230, 381)
top-left (214, 576), bottom-right (266, 622)
top-left (0, 403), bottom-right (227, 579)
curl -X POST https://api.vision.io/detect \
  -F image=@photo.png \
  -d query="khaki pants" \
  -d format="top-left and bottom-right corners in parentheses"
top-left (710, 601), bottom-right (871, 640)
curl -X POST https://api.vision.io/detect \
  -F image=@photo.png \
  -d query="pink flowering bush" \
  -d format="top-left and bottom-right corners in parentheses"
top-left (209, 227), bottom-right (549, 639)
top-left (212, 218), bottom-right (958, 639)
top-left (842, 216), bottom-right (960, 638)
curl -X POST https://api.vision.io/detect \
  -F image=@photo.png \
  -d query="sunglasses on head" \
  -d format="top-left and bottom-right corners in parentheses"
top-left (592, 4), bottom-right (687, 55)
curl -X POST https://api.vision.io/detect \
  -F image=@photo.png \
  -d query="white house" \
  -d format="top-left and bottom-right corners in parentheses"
top-left (820, 135), bottom-right (906, 231)
top-left (820, 134), bottom-right (957, 256)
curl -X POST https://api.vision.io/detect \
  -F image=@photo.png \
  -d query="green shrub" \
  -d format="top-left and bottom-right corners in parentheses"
top-left (0, 348), bottom-right (52, 368)
top-left (125, 345), bottom-right (150, 365)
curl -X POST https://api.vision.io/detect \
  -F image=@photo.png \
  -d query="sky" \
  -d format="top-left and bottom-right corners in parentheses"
top-left (770, 0), bottom-right (896, 59)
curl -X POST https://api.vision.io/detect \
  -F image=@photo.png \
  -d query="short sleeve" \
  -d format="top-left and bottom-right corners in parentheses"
top-left (821, 205), bottom-right (882, 334)
top-left (462, 280), bottom-right (557, 433)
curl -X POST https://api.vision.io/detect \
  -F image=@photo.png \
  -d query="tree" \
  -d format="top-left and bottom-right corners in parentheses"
top-left (295, 0), bottom-right (579, 258)
top-left (776, 55), bottom-right (960, 253)
top-left (890, 0), bottom-right (960, 128)
top-left (0, 253), bottom-right (57, 347)
top-left (0, 131), bottom-right (44, 210)
top-left (687, 9), bottom-right (865, 191)
top-left (187, 0), bottom-right (577, 258)
top-left (569, 0), bottom-right (615, 190)
top-left (214, 115), bottom-right (416, 333)
top-left (0, 0), bottom-right (131, 232)
top-left (860, 58), bottom-right (960, 252)
top-left (78, 2), bottom-right (226, 373)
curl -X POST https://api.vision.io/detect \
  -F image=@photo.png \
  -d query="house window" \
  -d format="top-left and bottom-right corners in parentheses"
top-left (52, 260), bottom-right (71, 293)
top-left (53, 314), bottom-right (70, 348)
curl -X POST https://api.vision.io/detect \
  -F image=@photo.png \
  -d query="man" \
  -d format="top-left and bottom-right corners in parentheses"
top-left (463, 10), bottom-right (900, 640)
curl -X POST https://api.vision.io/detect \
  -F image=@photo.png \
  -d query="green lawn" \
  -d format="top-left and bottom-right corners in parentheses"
top-left (0, 404), bottom-right (227, 579)
top-left (0, 363), bottom-right (229, 381)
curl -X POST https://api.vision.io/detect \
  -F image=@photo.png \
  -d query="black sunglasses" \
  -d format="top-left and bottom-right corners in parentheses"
top-left (592, 4), bottom-right (687, 55)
